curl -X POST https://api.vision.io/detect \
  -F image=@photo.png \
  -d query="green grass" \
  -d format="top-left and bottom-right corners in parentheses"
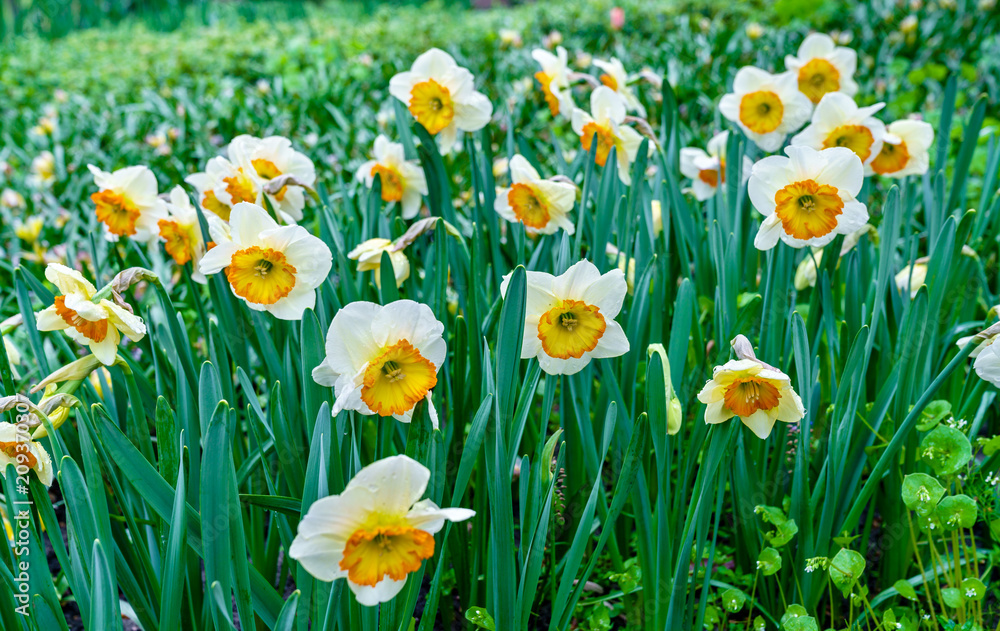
top-left (1, 0), bottom-right (1000, 630)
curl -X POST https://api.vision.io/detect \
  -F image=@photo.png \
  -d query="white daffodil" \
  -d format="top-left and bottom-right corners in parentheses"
top-left (793, 224), bottom-right (876, 290)
top-left (697, 335), bottom-right (805, 439)
top-left (532, 46), bottom-right (575, 116)
top-left (571, 86), bottom-right (646, 185)
top-left (313, 300), bottom-right (445, 425)
top-left (35, 264), bottom-right (146, 366)
top-left (348, 238), bottom-right (410, 289)
top-left (501, 259), bottom-right (630, 375)
top-left (749, 146), bottom-right (869, 250)
top-left (895, 260), bottom-right (928, 298)
top-left (0, 422), bottom-right (54, 486)
top-left (88, 164), bottom-right (166, 242)
top-left (158, 186), bottom-right (214, 283)
top-left (289, 455), bottom-right (473, 606)
top-left (199, 202), bottom-right (332, 320)
top-left (185, 155), bottom-right (259, 223)
top-left (228, 134), bottom-right (316, 223)
top-left (3, 339), bottom-right (20, 380)
top-left (679, 131), bottom-right (754, 201)
top-left (958, 325), bottom-right (1000, 387)
top-left (784, 32), bottom-right (859, 104)
top-left (356, 135), bottom-right (428, 219)
top-left (719, 67), bottom-right (812, 153)
top-left (593, 57), bottom-right (644, 116)
top-left (389, 48), bottom-right (493, 151)
top-left (870, 119), bottom-right (934, 178)
top-left (790, 93), bottom-right (887, 173)
top-left (495, 155), bottom-right (576, 235)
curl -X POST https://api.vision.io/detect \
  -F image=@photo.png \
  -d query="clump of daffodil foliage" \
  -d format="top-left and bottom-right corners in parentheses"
top-left (1, 0), bottom-right (999, 629)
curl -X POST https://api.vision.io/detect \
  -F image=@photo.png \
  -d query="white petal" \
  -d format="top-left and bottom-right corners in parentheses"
top-left (345, 455), bottom-right (430, 516)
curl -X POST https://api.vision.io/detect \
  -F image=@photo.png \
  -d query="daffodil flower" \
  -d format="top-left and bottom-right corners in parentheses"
top-left (501, 260), bottom-right (630, 375)
top-left (228, 134), bottom-right (316, 223)
top-left (35, 264), bottom-right (146, 365)
top-left (719, 67), bottom-right (813, 153)
top-left (0, 422), bottom-right (54, 486)
top-left (749, 146), bottom-right (869, 250)
top-left (784, 33), bottom-right (859, 104)
top-left (958, 322), bottom-right (1000, 388)
top-left (88, 164), bottom-right (167, 242)
top-left (28, 151), bottom-right (56, 189)
top-left (289, 455), bottom-right (473, 606)
top-left (389, 48), bottom-right (493, 151)
top-left (158, 186), bottom-right (214, 283)
top-left (348, 238), bottom-right (410, 289)
top-left (571, 87), bottom-right (647, 185)
top-left (312, 300), bottom-right (445, 425)
top-left (532, 46), bottom-right (575, 116)
top-left (679, 131), bottom-right (753, 201)
top-left (495, 155), bottom-right (576, 235)
top-left (356, 135), bottom-right (428, 219)
top-left (894, 259), bottom-right (929, 298)
top-left (185, 155), bottom-right (259, 222)
top-left (199, 202), bottom-right (333, 320)
top-left (791, 93), bottom-right (887, 173)
top-left (592, 57), bottom-right (645, 116)
top-left (697, 335), bottom-right (805, 439)
top-left (870, 120), bottom-right (934, 178)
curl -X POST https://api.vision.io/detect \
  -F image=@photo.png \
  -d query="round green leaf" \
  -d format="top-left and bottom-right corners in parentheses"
top-left (941, 587), bottom-right (964, 608)
top-left (936, 494), bottom-right (977, 530)
top-left (828, 549), bottom-right (866, 597)
top-left (757, 547), bottom-right (782, 576)
top-left (721, 588), bottom-right (746, 613)
top-left (892, 579), bottom-right (918, 601)
top-left (920, 426), bottom-right (973, 476)
top-left (961, 577), bottom-right (986, 601)
top-left (915, 400), bottom-right (951, 431)
top-left (900, 473), bottom-right (945, 515)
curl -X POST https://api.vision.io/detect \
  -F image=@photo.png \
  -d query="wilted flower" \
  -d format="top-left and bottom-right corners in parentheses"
top-left (679, 131), bottom-right (753, 201)
top-left (0, 422), bottom-right (54, 486)
top-left (348, 238), bottom-right (410, 289)
top-left (289, 455), bottom-right (473, 605)
top-left (199, 202), bottom-right (332, 320)
top-left (791, 93), bottom-right (886, 173)
top-left (389, 48), bottom-right (493, 151)
top-left (593, 57), bottom-right (644, 116)
top-left (312, 300), bottom-right (445, 425)
top-left (356, 135), bottom-right (428, 219)
top-left (228, 135), bottom-right (316, 223)
top-left (870, 119), bottom-right (934, 178)
top-left (697, 335), bottom-right (805, 439)
top-left (495, 155), bottom-right (576, 235)
top-left (88, 164), bottom-right (167, 242)
top-left (749, 146), bottom-right (869, 250)
top-left (784, 33), bottom-right (859, 104)
top-left (719, 67), bottom-right (812, 152)
top-left (35, 264), bottom-right (146, 365)
top-left (501, 260), bottom-right (630, 375)
top-left (571, 87), bottom-right (647, 185)
top-left (533, 46), bottom-right (575, 116)
top-left (158, 186), bottom-right (213, 283)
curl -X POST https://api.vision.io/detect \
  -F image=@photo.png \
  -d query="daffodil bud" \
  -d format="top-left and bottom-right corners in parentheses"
top-left (647, 343), bottom-right (683, 435)
top-left (31, 385), bottom-right (80, 439)
top-left (31, 354), bottom-right (113, 394)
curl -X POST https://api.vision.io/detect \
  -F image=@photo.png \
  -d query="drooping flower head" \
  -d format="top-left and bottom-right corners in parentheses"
top-left (0, 422), bottom-right (54, 486)
top-left (158, 186), bottom-right (214, 283)
top-left (697, 335), bottom-right (805, 439)
top-left (228, 135), bottom-right (316, 223)
top-left (312, 300), bottom-right (445, 425)
top-left (571, 87), bottom-right (646, 185)
top-left (389, 48), bottom-right (493, 151)
top-left (791, 93), bottom-right (886, 173)
top-left (532, 46), bottom-right (575, 116)
top-left (749, 146), bottom-right (869, 250)
top-left (198, 202), bottom-right (332, 320)
top-left (870, 119), bottom-right (934, 178)
top-left (348, 238), bottom-right (410, 289)
top-left (35, 264), bottom-right (146, 365)
top-left (679, 131), bottom-right (754, 201)
top-left (592, 57), bottom-right (645, 116)
top-left (784, 33), bottom-right (859, 104)
top-left (501, 260), bottom-right (630, 375)
top-left (356, 135), bottom-right (428, 219)
top-left (495, 155), bottom-right (576, 235)
top-left (289, 455), bottom-right (473, 606)
top-left (719, 67), bottom-right (813, 153)
top-left (88, 164), bottom-right (166, 242)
